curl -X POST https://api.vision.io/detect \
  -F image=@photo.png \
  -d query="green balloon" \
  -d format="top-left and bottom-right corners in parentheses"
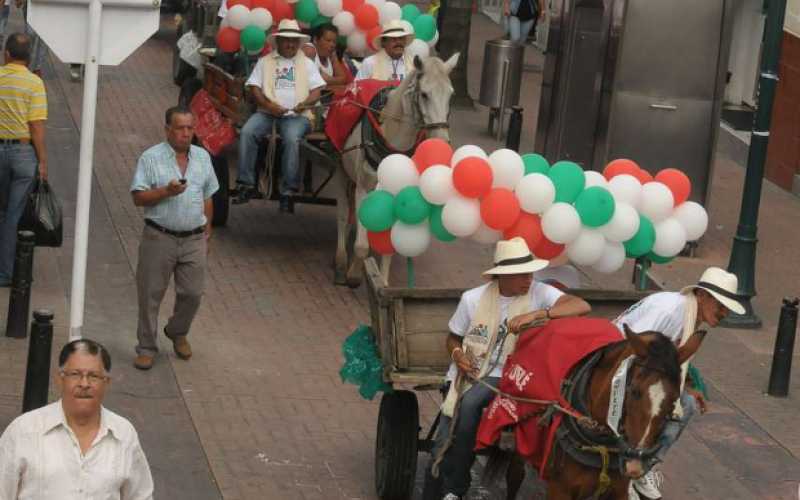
top-left (647, 251), bottom-right (674, 264)
top-left (240, 26), bottom-right (266, 53)
top-left (624, 215), bottom-right (656, 258)
top-left (430, 205), bottom-right (456, 242)
top-left (295, 0), bottom-right (319, 24)
top-left (548, 161), bottom-right (585, 203)
top-left (401, 3), bottom-right (421, 22)
top-left (522, 153), bottom-right (549, 175)
top-left (358, 190), bottom-right (395, 231)
top-left (412, 14), bottom-right (437, 42)
top-left (311, 15), bottom-right (332, 29)
top-left (394, 186), bottom-right (431, 224)
top-left (337, 35), bottom-right (348, 47)
top-left (574, 186), bottom-right (616, 227)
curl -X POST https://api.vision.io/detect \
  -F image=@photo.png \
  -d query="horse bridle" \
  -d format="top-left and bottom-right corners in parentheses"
top-left (406, 72), bottom-right (451, 132)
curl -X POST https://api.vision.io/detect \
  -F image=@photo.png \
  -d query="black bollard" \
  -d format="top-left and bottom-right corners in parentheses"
top-left (505, 106), bottom-right (524, 152)
top-left (5, 231), bottom-right (35, 338)
top-left (767, 298), bottom-right (799, 397)
top-left (22, 310), bottom-right (54, 412)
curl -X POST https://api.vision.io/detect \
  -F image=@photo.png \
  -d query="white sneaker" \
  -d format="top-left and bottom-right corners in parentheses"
top-left (633, 470), bottom-right (663, 499)
top-left (442, 494), bottom-right (461, 500)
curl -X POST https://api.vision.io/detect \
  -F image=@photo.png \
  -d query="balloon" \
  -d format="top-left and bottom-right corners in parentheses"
top-left (471, 222), bottom-right (503, 244)
top-left (600, 202), bottom-right (640, 242)
top-left (333, 11), bottom-right (356, 35)
top-left (252, 0), bottom-right (275, 9)
top-left (271, 0), bottom-right (293, 23)
top-left (394, 186), bottom-right (431, 224)
top-left (652, 218), bottom-right (687, 257)
top-left (451, 144), bottom-right (488, 166)
top-left (480, 188), bottom-right (521, 231)
top-left (355, 3), bottom-right (379, 30)
top-left (368, 230), bottom-right (395, 255)
top-left (428, 30), bottom-right (439, 47)
top-left (442, 195), bottom-right (481, 237)
top-left (249, 7), bottom-right (274, 29)
top-left (377, 154), bottom-right (418, 194)
top-left (566, 228), bottom-right (606, 266)
top-left (639, 182), bottom-right (674, 223)
top-left (655, 168), bottom-right (691, 206)
top-left (593, 241), bottom-right (626, 273)
top-left (311, 14), bottom-right (332, 28)
top-left (522, 153), bottom-right (549, 175)
top-left (240, 25), bottom-right (266, 52)
top-left (347, 31), bottom-right (368, 55)
top-left (366, 26), bottom-right (383, 51)
top-left (672, 201), bottom-right (708, 241)
top-left (488, 148), bottom-right (525, 189)
top-left (379, 1), bottom-right (401, 23)
top-left (608, 174), bottom-right (642, 209)
top-left (216, 27), bottom-right (241, 52)
top-left (623, 215), bottom-right (655, 257)
top-left (366, 0), bottom-right (385, 7)
top-left (318, 0), bottom-right (342, 17)
top-left (548, 161), bottom-right (585, 203)
top-left (634, 169), bottom-right (654, 185)
top-left (358, 190), bottom-right (395, 231)
top-left (533, 236), bottom-right (565, 260)
top-left (391, 221), bottom-right (431, 257)
top-left (574, 186), bottom-right (615, 227)
top-left (419, 165), bottom-right (456, 205)
top-left (647, 251), bottom-right (674, 264)
top-left (541, 203), bottom-right (582, 244)
top-left (406, 38), bottom-right (430, 60)
top-left (400, 3), bottom-right (420, 21)
top-left (584, 170), bottom-right (609, 189)
top-left (504, 212), bottom-right (544, 252)
top-left (227, 4), bottom-right (251, 29)
top-left (430, 205), bottom-right (456, 242)
top-left (228, 0), bottom-right (251, 8)
top-left (452, 157), bottom-right (493, 198)
top-left (413, 138), bottom-right (453, 173)
top-left (295, 0), bottom-right (319, 23)
top-left (413, 13), bottom-right (436, 41)
top-left (343, 0), bottom-right (364, 12)
top-left (603, 158), bottom-right (640, 180)
top-left (515, 173), bottom-right (555, 215)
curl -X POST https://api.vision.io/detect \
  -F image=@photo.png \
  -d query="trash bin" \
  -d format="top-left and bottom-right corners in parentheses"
top-left (479, 39), bottom-right (525, 138)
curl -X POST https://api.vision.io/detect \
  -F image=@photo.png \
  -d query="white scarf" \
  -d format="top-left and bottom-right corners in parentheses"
top-left (261, 51), bottom-right (313, 120)
top-left (372, 49), bottom-right (414, 81)
top-left (673, 291), bottom-right (699, 417)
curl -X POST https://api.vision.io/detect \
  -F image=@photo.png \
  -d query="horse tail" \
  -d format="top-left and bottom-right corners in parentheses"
top-left (482, 447), bottom-right (514, 486)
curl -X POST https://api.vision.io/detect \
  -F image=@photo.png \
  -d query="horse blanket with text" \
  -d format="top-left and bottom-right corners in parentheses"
top-left (475, 317), bottom-right (623, 476)
top-left (324, 79), bottom-right (399, 151)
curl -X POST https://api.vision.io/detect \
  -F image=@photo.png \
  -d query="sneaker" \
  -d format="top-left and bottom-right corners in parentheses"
top-left (133, 354), bottom-right (154, 370)
top-left (442, 494), bottom-right (461, 500)
top-left (232, 185), bottom-right (255, 205)
top-left (633, 470), bottom-right (663, 499)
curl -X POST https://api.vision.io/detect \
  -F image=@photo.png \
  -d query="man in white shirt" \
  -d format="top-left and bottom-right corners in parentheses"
top-left (426, 237), bottom-right (591, 500)
top-left (355, 20), bottom-right (415, 82)
top-left (233, 19), bottom-right (325, 212)
top-left (0, 339), bottom-right (154, 499)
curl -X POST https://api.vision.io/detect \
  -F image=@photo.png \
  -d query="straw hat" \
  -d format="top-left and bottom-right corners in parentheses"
top-left (372, 19), bottom-right (415, 49)
top-left (680, 267), bottom-right (746, 314)
top-left (483, 237), bottom-right (550, 276)
top-left (268, 19), bottom-right (311, 46)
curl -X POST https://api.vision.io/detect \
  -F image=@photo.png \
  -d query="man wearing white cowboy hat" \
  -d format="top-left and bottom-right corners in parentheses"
top-left (425, 237), bottom-right (591, 500)
top-left (234, 19), bottom-right (326, 212)
top-left (613, 266), bottom-right (745, 500)
top-left (355, 20), bottom-right (415, 81)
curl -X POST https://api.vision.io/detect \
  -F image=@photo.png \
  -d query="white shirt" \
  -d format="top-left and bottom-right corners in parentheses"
top-left (246, 56), bottom-right (326, 111)
top-left (613, 291), bottom-right (687, 343)
top-left (355, 54), bottom-right (408, 81)
top-left (0, 401), bottom-right (154, 500)
top-left (446, 281), bottom-right (565, 380)
top-left (217, 1), bottom-right (227, 18)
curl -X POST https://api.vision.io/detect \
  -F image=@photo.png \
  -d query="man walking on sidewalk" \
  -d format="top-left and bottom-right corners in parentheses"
top-left (0, 33), bottom-right (47, 286)
top-left (130, 106), bottom-right (218, 370)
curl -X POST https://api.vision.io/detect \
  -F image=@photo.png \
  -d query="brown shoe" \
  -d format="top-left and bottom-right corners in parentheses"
top-left (134, 354), bottom-right (154, 370)
top-left (171, 335), bottom-right (192, 360)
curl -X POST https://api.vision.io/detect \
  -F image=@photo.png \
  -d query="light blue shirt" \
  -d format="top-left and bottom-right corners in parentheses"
top-left (130, 142), bottom-right (219, 231)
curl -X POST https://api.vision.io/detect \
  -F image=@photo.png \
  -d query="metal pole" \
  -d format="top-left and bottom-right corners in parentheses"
top-left (722, 0), bottom-right (788, 329)
top-left (22, 310), bottom-right (55, 412)
top-left (633, 257), bottom-right (651, 291)
top-left (68, 0), bottom-right (102, 341)
top-left (5, 231), bottom-right (36, 338)
top-left (767, 298), bottom-right (799, 397)
top-left (495, 59), bottom-right (510, 142)
top-left (506, 105), bottom-right (523, 152)
top-left (406, 257), bottom-right (415, 289)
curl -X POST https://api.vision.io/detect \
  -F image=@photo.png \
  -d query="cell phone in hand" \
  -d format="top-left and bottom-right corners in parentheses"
top-left (179, 179), bottom-right (187, 185)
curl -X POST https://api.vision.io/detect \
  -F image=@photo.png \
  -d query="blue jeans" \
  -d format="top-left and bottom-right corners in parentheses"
top-left (656, 391), bottom-right (697, 461)
top-left (506, 16), bottom-right (535, 45)
top-left (236, 112), bottom-right (311, 195)
top-left (0, 144), bottom-right (38, 284)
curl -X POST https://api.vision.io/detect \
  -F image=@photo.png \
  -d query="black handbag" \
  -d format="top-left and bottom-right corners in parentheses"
top-left (19, 179), bottom-right (63, 247)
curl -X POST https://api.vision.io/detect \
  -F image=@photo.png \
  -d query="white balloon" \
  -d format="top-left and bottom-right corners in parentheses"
top-left (515, 173), bottom-right (555, 214)
top-left (391, 221), bottom-right (431, 257)
top-left (333, 11), bottom-right (356, 36)
top-left (451, 145), bottom-right (488, 167)
top-left (566, 229), bottom-right (606, 266)
top-left (377, 154), bottom-right (419, 194)
top-left (592, 241), bottom-right (626, 273)
top-left (347, 31), bottom-right (368, 56)
top-left (672, 201), bottom-right (708, 241)
top-left (220, 16), bottom-right (231, 28)
top-left (379, 1), bottom-right (402, 23)
top-left (653, 218), bottom-right (687, 258)
top-left (600, 202), bottom-right (640, 242)
top-left (406, 39), bottom-right (430, 60)
top-left (608, 174), bottom-right (642, 209)
top-left (639, 182), bottom-right (674, 223)
top-left (227, 4), bottom-right (251, 30)
top-left (366, 0), bottom-right (385, 7)
top-left (541, 203), bottom-right (582, 244)
top-left (488, 148), bottom-right (525, 189)
top-left (419, 164), bottom-right (456, 205)
top-left (428, 30), bottom-right (439, 48)
top-left (584, 170), bottom-right (609, 189)
top-left (471, 222), bottom-right (502, 244)
top-left (318, 0), bottom-right (342, 17)
top-left (442, 195), bottom-right (481, 237)
top-left (249, 7), bottom-right (273, 30)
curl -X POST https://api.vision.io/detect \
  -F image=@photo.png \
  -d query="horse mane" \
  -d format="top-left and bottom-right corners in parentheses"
top-left (379, 56), bottom-right (453, 123)
top-left (603, 331), bottom-right (681, 386)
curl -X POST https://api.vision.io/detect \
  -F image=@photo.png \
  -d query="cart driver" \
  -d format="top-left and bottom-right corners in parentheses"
top-left (355, 20), bottom-right (415, 82)
top-left (424, 237), bottom-right (591, 500)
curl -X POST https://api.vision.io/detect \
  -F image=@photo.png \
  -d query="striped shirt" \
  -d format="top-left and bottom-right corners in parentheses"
top-left (0, 63), bottom-right (47, 139)
top-left (130, 143), bottom-right (219, 231)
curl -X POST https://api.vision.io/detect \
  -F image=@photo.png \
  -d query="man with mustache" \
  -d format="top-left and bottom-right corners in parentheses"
top-left (0, 339), bottom-right (154, 499)
top-left (355, 20), bottom-right (415, 82)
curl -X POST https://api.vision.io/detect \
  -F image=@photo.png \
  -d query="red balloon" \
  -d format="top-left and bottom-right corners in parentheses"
top-left (227, 0), bottom-right (251, 8)
top-left (634, 168), bottom-right (654, 184)
top-left (533, 236), bottom-right (565, 260)
top-left (343, 0), bottom-right (364, 13)
top-left (655, 168), bottom-right (691, 206)
top-left (366, 26), bottom-right (382, 51)
top-left (251, 0), bottom-right (273, 9)
top-left (452, 157), bottom-right (493, 198)
top-left (355, 3), bottom-right (379, 30)
top-left (272, 0), bottom-right (293, 24)
top-left (480, 188), bottom-right (520, 231)
top-left (603, 158), bottom-right (640, 180)
top-left (412, 138), bottom-right (453, 173)
top-left (216, 27), bottom-right (241, 53)
top-left (368, 230), bottom-right (395, 255)
top-left (504, 212), bottom-right (544, 252)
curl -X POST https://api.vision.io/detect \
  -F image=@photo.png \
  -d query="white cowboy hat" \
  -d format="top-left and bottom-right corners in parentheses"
top-left (483, 237), bottom-right (550, 276)
top-left (268, 19), bottom-right (311, 46)
top-left (372, 19), bottom-right (415, 50)
top-left (680, 267), bottom-right (746, 315)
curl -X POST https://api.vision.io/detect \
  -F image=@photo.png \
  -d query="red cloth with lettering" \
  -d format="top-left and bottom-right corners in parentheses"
top-left (324, 79), bottom-right (398, 151)
top-left (475, 317), bottom-right (622, 476)
top-left (190, 89), bottom-right (236, 156)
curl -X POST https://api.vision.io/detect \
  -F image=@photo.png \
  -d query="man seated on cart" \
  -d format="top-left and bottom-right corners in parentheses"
top-left (355, 20), bottom-right (415, 82)
top-left (233, 19), bottom-right (325, 212)
top-left (426, 237), bottom-right (592, 500)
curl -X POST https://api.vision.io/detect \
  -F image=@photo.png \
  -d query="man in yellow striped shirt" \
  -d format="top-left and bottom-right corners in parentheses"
top-left (0, 32), bottom-right (47, 286)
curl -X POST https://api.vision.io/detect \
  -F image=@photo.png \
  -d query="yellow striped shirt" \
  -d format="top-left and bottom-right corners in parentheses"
top-left (0, 63), bottom-right (47, 139)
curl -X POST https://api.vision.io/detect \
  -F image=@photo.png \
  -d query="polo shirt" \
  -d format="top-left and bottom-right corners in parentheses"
top-left (0, 62), bottom-right (47, 139)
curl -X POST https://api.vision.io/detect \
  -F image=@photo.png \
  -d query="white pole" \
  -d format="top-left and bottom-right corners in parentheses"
top-left (68, 0), bottom-right (102, 341)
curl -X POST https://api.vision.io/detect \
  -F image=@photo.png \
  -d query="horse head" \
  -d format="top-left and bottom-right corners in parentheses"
top-left (402, 53), bottom-right (459, 142)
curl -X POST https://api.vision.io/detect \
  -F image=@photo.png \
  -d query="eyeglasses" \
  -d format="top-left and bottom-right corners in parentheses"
top-left (60, 370), bottom-right (109, 385)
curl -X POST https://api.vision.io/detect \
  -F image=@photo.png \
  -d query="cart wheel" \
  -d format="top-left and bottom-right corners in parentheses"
top-left (211, 153), bottom-right (230, 227)
top-left (375, 390), bottom-right (419, 500)
top-left (172, 23), bottom-right (197, 86)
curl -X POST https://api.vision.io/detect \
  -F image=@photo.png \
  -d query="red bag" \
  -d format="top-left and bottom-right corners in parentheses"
top-left (190, 90), bottom-right (236, 156)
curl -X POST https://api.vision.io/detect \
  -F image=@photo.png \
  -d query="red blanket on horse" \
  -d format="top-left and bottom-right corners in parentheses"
top-left (475, 318), bottom-right (622, 476)
top-left (324, 79), bottom-right (398, 151)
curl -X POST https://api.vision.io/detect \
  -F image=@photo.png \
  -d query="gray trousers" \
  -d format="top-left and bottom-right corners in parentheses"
top-left (135, 225), bottom-right (206, 355)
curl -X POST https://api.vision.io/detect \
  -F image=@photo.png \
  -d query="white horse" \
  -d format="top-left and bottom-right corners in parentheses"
top-left (334, 54), bottom-right (459, 287)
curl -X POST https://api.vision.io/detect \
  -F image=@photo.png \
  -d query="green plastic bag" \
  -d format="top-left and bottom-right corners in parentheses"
top-left (687, 363), bottom-right (708, 399)
top-left (340, 325), bottom-right (393, 400)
